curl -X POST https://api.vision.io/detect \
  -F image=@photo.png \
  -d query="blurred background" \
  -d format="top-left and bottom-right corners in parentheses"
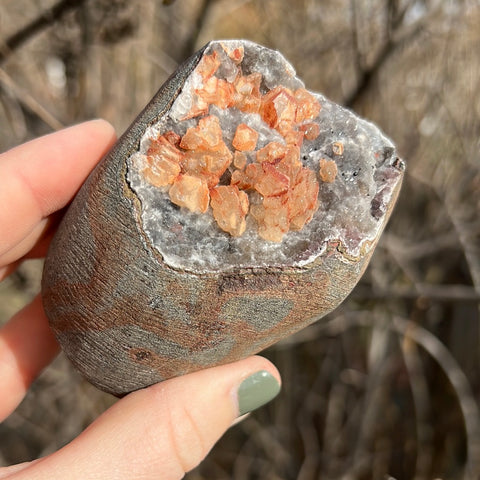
top-left (1, 0), bottom-right (479, 478)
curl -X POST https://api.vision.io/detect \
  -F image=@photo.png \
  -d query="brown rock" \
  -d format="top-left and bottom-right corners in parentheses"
top-left (42, 40), bottom-right (404, 396)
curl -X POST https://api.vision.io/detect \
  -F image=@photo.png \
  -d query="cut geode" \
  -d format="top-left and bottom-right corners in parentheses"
top-left (126, 40), bottom-right (401, 274)
top-left (41, 40), bottom-right (404, 396)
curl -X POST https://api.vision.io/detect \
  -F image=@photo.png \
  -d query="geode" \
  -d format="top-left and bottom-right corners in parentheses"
top-left (42, 40), bottom-right (405, 396)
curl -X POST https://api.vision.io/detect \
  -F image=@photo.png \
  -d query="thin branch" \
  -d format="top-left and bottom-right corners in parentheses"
top-left (381, 231), bottom-right (460, 261)
top-left (345, 36), bottom-right (401, 108)
top-left (0, 67), bottom-right (64, 131)
top-left (392, 316), bottom-right (480, 478)
top-left (0, 0), bottom-right (87, 64)
top-left (344, 3), bottom-right (429, 108)
top-left (349, 0), bottom-right (364, 74)
top-left (353, 283), bottom-right (480, 303)
top-left (179, 0), bottom-right (215, 60)
top-left (398, 333), bottom-right (434, 478)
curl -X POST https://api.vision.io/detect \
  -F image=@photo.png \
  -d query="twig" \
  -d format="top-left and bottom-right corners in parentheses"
top-left (434, 90), bottom-right (480, 294)
top-left (179, 0), bottom-right (215, 60)
top-left (381, 231), bottom-right (460, 260)
top-left (0, 0), bottom-right (87, 64)
top-left (0, 87), bottom-right (27, 139)
top-left (0, 67), bottom-right (64, 131)
top-left (392, 317), bottom-right (480, 479)
top-left (349, 0), bottom-right (364, 74)
top-left (280, 312), bottom-right (480, 478)
top-left (398, 333), bottom-right (434, 479)
top-left (353, 283), bottom-right (480, 303)
top-left (344, 2), bottom-right (430, 107)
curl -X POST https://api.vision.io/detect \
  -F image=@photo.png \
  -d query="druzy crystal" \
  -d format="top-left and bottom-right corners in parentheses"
top-left (126, 40), bottom-right (403, 273)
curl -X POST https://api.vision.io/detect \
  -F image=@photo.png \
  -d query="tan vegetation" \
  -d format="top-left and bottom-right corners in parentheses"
top-left (1, 0), bottom-right (479, 478)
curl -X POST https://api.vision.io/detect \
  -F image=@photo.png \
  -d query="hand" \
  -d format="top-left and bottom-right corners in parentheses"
top-left (0, 120), bottom-right (281, 480)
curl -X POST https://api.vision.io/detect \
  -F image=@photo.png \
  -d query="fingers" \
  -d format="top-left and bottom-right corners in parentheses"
top-left (0, 119), bottom-right (117, 267)
top-left (11, 356), bottom-right (281, 480)
top-left (0, 121), bottom-right (116, 419)
top-left (1, 218), bottom-right (52, 270)
top-left (0, 262), bottom-right (19, 282)
top-left (0, 460), bottom-right (39, 479)
top-left (0, 295), bottom-right (59, 421)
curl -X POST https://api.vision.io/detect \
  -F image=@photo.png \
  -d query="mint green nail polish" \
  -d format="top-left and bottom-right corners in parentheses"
top-left (237, 370), bottom-right (280, 416)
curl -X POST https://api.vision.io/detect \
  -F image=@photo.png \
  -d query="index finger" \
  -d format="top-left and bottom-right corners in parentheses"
top-left (0, 120), bottom-right (116, 267)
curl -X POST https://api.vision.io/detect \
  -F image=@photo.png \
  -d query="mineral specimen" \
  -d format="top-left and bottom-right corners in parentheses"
top-left (42, 40), bottom-right (405, 396)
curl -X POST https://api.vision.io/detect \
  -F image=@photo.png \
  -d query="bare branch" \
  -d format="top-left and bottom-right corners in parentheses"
top-left (0, 67), bottom-right (64, 131)
top-left (392, 316), bottom-right (480, 477)
top-left (344, 1), bottom-right (430, 108)
top-left (353, 283), bottom-right (480, 303)
top-left (179, 0), bottom-right (215, 60)
top-left (0, 0), bottom-right (87, 64)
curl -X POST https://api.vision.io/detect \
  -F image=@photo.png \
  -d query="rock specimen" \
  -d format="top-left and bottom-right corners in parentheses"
top-left (42, 40), bottom-right (405, 396)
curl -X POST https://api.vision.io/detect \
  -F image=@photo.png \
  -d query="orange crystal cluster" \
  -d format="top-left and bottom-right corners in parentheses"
top-left (140, 47), bottom-right (335, 242)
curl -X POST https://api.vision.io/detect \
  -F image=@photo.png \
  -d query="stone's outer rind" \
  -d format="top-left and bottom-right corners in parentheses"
top-left (42, 46), bottom-right (208, 394)
top-left (42, 41), bottom-right (404, 396)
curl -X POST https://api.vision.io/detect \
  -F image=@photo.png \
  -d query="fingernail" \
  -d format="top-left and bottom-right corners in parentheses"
top-left (237, 370), bottom-right (280, 416)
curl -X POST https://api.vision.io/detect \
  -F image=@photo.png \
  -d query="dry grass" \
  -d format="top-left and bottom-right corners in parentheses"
top-left (1, 1), bottom-right (479, 478)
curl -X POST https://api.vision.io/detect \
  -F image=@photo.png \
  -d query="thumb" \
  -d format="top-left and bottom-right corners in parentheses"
top-left (13, 356), bottom-right (281, 480)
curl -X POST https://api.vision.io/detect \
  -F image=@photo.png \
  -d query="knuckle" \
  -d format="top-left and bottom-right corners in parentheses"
top-left (165, 393), bottom-right (209, 474)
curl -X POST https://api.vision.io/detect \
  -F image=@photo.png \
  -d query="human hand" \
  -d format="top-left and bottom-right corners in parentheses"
top-left (0, 120), bottom-right (281, 479)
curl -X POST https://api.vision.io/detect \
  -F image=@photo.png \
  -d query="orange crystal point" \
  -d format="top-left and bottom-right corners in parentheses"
top-left (233, 151), bottom-right (247, 170)
top-left (196, 77), bottom-right (236, 110)
top-left (251, 196), bottom-right (290, 242)
top-left (142, 135), bottom-right (184, 187)
top-left (222, 44), bottom-right (244, 64)
top-left (261, 86), bottom-right (297, 131)
top-left (169, 174), bottom-right (210, 213)
top-left (210, 185), bottom-right (249, 237)
top-left (332, 142), bottom-right (344, 155)
top-left (182, 152), bottom-right (229, 188)
top-left (256, 141), bottom-right (288, 164)
top-left (181, 115), bottom-right (222, 150)
top-left (233, 72), bottom-right (262, 114)
top-left (299, 122), bottom-right (320, 141)
top-left (319, 158), bottom-right (338, 183)
top-left (197, 51), bottom-right (221, 80)
top-left (181, 115), bottom-right (229, 152)
top-left (254, 162), bottom-right (290, 197)
top-left (142, 154), bottom-right (181, 188)
top-left (232, 123), bottom-right (259, 151)
top-left (180, 115), bottom-right (232, 186)
top-left (294, 88), bottom-right (321, 123)
top-left (289, 168), bottom-right (319, 230)
top-left (276, 145), bottom-right (303, 181)
top-left (147, 134), bottom-right (183, 159)
top-left (234, 72), bottom-right (262, 97)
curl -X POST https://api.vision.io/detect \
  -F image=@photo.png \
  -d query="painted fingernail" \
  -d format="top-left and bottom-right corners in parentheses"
top-left (237, 370), bottom-right (281, 416)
